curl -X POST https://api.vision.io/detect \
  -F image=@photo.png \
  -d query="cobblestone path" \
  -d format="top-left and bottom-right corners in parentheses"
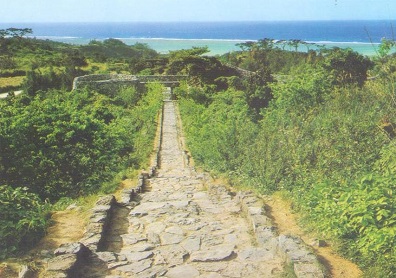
top-left (44, 92), bottom-right (324, 278)
top-left (105, 99), bottom-right (285, 277)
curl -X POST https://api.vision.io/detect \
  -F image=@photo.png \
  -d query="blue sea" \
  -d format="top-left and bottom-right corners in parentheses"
top-left (1, 21), bottom-right (395, 55)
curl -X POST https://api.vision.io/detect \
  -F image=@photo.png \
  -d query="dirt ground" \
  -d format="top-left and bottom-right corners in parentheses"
top-left (34, 209), bottom-right (86, 251)
top-left (0, 207), bottom-right (86, 278)
top-left (265, 192), bottom-right (363, 278)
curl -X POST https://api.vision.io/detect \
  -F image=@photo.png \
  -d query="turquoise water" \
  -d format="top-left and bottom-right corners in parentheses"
top-left (4, 21), bottom-right (393, 56)
top-left (44, 37), bottom-right (381, 56)
top-left (120, 38), bottom-right (244, 55)
top-left (50, 37), bottom-right (244, 55)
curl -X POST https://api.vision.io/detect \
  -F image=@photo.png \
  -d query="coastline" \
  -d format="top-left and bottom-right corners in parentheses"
top-left (4, 20), bottom-right (395, 57)
top-left (34, 36), bottom-right (381, 56)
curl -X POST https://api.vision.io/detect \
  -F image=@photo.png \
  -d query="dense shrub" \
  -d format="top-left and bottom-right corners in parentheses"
top-left (0, 185), bottom-right (50, 258)
top-left (0, 32), bottom-right (164, 259)
top-left (178, 55), bottom-right (395, 275)
top-left (23, 67), bottom-right (88, 95)
top-left (1, 90), bottom-right (122, 199)
top-left (319, 47), bottom-right (374, 87)
top-left (179, 89), bottom-right (258, 176)
top-left (0, 82), bottom-right (163, 257)
top-left (0, 82), bottom-right (163, 201)
top-left (0, 85), bottom-right (20, 94)
top-left (81, 39), bottom-right (158, 63)
top-left (0, 70), bottom-right (26, 77)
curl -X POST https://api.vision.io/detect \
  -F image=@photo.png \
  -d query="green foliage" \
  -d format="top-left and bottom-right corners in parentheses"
top-left (170, 46), bottom-right (274, 120)
top-left (100, 82), bottom-right (163, 193)
top-left (22, 67), bottom-right (86, 95)
top-left (0, 32), bottom-right (73, 73)
top-left (0, 27), bottom-right (33, 54)
top-left (0, 31), bottom-right (165, 258)
top-left (0, 90), bottom-right (118, 199)
top-left (270, 66), bottom-right (332, 112)
top-left (125, 82), bottom-right (164, 172)
top-left (0, 28), bottom-right (32, 38)
top-left (0, 81), bottom-right (163, 258)
top-left (166, 47), bottom-right (238, 89)
top-left (81, 39), bottom-right (158, 64)
top-left (242, 73), bottom-right (273, 118)
top-left (2, 29), bottom-right (394, 273)
top-left (0, 69), bottom-right (26, 78)
top-left (0, 30), bottom-right (161, 95)
top-left (62, 49), bottom-right (88, 69)
top-left (377, 38), bottom-right (396, 59)
top-left (319, 47), bottom-right (373, 87)
top-left (114, 86), bottom-right (141, 108)
top-left (223, 39), bottom-right (321, 75)
top-left (174, 81), bottom-right (216, 106)
top-left (178, 51), bottom-right (396, 274)
top-left (0, 55), bottom-right (17, 70)
top-left (0, 75), bottom-right (163, 260)
top-left (301, 146), bottom-right (396, 276)
top-left (223, 39), bottom-right (373, 90)
top-left (0, 82), bottom-right (162, 201)
top-left (0, 85), bottom-right (20, 94)
top-left (179, 88), bottom-right (258, 175)
top-left (0, 185), bottom-right (50, 258)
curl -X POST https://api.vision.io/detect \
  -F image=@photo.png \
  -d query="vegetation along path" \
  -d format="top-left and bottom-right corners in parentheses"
top-left (44, 90), bottom-right (324, 278)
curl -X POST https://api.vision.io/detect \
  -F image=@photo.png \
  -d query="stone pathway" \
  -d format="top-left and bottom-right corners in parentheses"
top-left (101, 97), bottom-right (285, 277)
top-left (43, 91), bottom-right (324, 278)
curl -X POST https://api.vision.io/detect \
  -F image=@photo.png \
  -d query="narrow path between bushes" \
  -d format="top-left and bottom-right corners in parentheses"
top-left (4, 89), bottom-right (363, 278)
top-left (36, 90), bottom-right (325, 278)
top-left (99, 94), bottom-right (286, 277)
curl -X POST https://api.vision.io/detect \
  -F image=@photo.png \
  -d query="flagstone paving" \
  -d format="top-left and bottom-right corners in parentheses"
top-left (102, 97), bottom-right (285, 277)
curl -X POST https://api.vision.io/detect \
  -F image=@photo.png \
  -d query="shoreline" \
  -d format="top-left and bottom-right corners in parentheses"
top-left (38, 37), bottom-right (381, 56)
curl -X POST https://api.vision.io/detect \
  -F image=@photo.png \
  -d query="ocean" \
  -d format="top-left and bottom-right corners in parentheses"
top-left (1, 21), bottom-right (395, 56)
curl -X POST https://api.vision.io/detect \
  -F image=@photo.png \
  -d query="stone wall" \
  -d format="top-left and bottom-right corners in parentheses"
top-left (138, 75), bottom-right (188, 83)
top-left (224, 64), bottom-right (257, 78)
top-left (72, 74), bottom-right (141, 95)
top-left (72, 74), bottom-right (188, 95)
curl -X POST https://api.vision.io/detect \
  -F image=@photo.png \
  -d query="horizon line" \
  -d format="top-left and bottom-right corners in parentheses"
top-left (1, 19), bottom-right (396, 24)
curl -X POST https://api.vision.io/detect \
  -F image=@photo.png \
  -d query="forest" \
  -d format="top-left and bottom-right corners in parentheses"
top-left (1, 28), bottom-right (396, 276)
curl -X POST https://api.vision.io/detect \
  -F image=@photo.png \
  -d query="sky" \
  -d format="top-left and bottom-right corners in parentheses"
top-left (0, 0), bottom-right (395, 22)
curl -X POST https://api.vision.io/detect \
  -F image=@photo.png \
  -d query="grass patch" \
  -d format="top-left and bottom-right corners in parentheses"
top-left (0, 76), bottom-right (24, 88)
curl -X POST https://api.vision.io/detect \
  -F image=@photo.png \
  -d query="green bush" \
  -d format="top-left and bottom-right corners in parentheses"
top-left (0, 185), bottom-right (50, 258)
top-left (179, 88), bottom-right (258, 175)
top-left (0, 82), bottom-right (163, 201)
top-left (0, 34), bottom-right (165, 258)
top-left (0, 69), bottom-right (26, 77)
top-left (0, 82), bottom-right (163, 258)
top-left (1, 90), bottom-right (122, 199)
top-left (319, 47), bottom-right (374, 87)
top-left (122, 82), bottom-right (164, 173)
top-left (113, 85), bottom-right (141, 108)
top-left (178, 59), bottom-right (396, 274)
top-left (0, 85), bottom-right (20, 94)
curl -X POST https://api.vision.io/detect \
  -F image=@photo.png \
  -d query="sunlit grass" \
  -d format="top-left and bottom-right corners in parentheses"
top-left (0, 76), bottom-right (24, 88)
